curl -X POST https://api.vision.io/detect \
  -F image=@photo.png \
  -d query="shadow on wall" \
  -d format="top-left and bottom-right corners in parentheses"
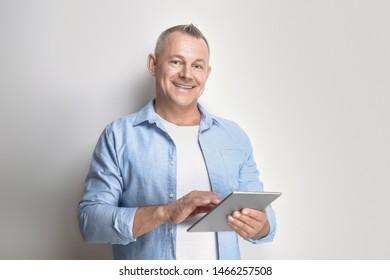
top-left (0, 72), bottom-right (155, 260)
top-left (67, 74), bottom-right (155, 259)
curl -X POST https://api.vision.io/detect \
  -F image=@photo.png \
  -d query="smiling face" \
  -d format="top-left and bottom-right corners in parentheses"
top-left (148, 31), bottom-right (211, 121)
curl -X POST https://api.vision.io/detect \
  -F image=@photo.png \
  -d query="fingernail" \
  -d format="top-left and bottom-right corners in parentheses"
top-left (227, 216), bottom-right (235, 222)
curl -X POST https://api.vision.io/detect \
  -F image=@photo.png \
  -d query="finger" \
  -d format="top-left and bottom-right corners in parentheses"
top-left (187, 203), bottom-right (217, 219)
top-left (179, 192), bottom-right (221, 219)
top-left (227, 209), bottom-right (268, 239)
top-left (227, 214), bottom-right (257, 239)
top-left (166, 191), bottom-right (222, 224)
top-left (185, 191), bottom-right (222, 205)
top-left (231, 210), bottom-right (261, 227)
top-left (195, 190), bottom-right (221, 199)
top-left (240, 208), bottom-right (266, 221)
top-left (197, 192), bottom-right (222, 205)
top-left (228, 211), bottom-right (256, 231)
top-left (196, 203), bottom-right (217, 213)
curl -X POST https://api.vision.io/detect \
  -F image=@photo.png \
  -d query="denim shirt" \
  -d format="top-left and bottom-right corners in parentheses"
top-left (78, 100), bottom-right (276, 260)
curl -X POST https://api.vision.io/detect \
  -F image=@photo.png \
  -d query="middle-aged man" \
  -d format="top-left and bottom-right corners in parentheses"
top-left (78, 24), bottom-right (277, 260)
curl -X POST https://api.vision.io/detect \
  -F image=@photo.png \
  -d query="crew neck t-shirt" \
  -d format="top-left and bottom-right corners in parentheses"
top-left (159, 116), bottom-right (217, 260)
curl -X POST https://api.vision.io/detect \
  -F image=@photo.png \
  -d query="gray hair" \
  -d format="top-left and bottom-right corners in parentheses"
top-left (154, 24), bottom-right (210, 56)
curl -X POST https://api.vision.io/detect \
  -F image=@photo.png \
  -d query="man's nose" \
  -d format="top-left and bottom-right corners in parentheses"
top-left (179, 64), bottom-right (193, 79)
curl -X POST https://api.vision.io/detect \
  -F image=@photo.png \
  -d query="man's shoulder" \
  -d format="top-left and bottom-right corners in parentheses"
top-left (210, 115), bottom-right (246, 134)
top-left (203, 114), bottom-right (253, 151)
top-left (103, 112), bottom-right (139, 135)
top-left (104, 101), bottom-right (154, 134)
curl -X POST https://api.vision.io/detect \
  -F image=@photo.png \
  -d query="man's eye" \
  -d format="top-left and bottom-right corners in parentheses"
top-left (170, 60), bottom-right (182, 66)
top-left (193, 64), bottom-right (204, 70)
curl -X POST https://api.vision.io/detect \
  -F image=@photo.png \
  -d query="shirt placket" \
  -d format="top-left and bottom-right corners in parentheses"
top-left (166, 133), bottom-right (177, 259)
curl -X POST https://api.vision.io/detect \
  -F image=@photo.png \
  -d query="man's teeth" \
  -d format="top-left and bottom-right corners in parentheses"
top-left (174, 83), bottom-right (193, 89)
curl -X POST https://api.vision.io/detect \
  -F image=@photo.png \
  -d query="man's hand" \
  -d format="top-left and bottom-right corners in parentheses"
top-left (132, 191), bottom-right (221, 238)
top-left (162, 190), bottom-right (222, 224)
top-left (227, 208), bottom-right (270, 240)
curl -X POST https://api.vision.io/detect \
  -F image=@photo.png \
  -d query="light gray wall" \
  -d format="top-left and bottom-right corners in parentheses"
top-left (1, 0), bottom-right (389, 259)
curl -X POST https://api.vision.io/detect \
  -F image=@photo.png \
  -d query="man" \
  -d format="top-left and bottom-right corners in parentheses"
top-left (78, 24), bottom-right (276, 260)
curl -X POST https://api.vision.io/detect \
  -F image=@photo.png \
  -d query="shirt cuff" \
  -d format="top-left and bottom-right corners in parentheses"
top-left (113, 207), bottom-right (138, 244)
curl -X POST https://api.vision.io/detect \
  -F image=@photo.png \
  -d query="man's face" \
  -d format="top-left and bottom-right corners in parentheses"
top-left (148, 31), bottom-right (211, 111)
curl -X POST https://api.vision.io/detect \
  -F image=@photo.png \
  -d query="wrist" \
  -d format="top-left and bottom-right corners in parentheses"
top-left (154, 205), bottom-right (167, 225)
top-left (253, 220), bottom-right (270, 240)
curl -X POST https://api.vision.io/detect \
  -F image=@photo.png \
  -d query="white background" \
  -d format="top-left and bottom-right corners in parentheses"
top-left (0, 0), bottom-right (389, 259)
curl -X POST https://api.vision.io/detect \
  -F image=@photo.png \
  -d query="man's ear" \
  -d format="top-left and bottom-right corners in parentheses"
top-left (147, 54), bottom-right (157, 76)
top-left (206, 65), bottom-right (212, 79)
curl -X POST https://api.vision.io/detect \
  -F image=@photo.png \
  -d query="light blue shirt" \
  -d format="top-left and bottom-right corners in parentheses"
top-left (78, 100), bottom-right (276, 260)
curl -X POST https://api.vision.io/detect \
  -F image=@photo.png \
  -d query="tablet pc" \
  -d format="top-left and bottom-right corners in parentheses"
top-left (187, 191), bottom-right (281, 232)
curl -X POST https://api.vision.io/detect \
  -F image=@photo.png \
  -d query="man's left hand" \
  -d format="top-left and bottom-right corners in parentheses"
top-left (227, 208), bottom-right (270, 240)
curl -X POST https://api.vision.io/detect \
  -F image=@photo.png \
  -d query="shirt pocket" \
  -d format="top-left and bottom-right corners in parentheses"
top-left (219, 149), bottom-right (245, 192)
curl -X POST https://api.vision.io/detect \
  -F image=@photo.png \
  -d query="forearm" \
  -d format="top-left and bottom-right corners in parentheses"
top-left (132, 205), bottom-right (166, 238)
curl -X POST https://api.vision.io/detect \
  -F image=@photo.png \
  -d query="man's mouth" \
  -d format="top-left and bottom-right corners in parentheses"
top-left (173, 82), bottom-right (195, 89)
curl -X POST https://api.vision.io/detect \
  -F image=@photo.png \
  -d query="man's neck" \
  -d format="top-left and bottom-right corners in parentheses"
top-left (154, 102), bottom-right (201, 126)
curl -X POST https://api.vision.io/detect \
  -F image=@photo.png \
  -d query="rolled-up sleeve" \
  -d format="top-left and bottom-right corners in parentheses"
top-left (78, 127), bottom-right (137, 245)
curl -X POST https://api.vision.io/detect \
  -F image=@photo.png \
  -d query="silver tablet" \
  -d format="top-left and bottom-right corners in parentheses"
top-left (187, 191), bottom-right (281, 232)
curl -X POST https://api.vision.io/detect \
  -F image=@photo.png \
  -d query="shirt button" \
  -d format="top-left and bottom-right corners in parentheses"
top-left (169, 160), bottom-right (174, 166)
top-left (168, 229), bottom-right (173, 236)
top-left (169, 193), bottom-right (174, 198)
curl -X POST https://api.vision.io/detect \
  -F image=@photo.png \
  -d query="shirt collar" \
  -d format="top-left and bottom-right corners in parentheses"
top-left (133, 99), bottom-right (220, 131)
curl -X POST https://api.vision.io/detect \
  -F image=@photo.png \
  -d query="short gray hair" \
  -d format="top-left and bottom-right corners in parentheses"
top-left (154, 24), bottom-right (210, 56)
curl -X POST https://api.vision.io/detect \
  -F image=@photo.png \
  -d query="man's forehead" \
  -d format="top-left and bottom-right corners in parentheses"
top-left (161, 32), bottom-right (209, 60)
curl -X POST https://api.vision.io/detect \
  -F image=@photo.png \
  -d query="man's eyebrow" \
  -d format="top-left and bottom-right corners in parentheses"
top-left (168, 55), bottom-right (207, 64)
top-left (167, 55), bottom-right (184, 60)
top-left (193, 58), bottom-right (207, 64)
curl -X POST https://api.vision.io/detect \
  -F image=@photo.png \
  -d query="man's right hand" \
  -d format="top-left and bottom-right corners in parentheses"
top-left (132, 191), bottom-right (221, 239)
top-left (161, 190), bottom-right (221, 224)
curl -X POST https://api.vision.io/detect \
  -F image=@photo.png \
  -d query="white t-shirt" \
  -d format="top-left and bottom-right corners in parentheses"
top-left (160, 116), bottom-right (218, 260)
